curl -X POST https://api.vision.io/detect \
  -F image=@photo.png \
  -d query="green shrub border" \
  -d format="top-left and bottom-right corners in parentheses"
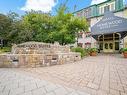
top-left (121, 48), bottom-right (127, 53)
top-left (0, 47), bottom-right (11, 53)
top-left (71, 47), bottom-right (89, 58)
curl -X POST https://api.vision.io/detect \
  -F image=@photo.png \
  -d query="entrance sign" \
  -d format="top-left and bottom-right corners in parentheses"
top-left (91, 12), bottom-right (127, 35)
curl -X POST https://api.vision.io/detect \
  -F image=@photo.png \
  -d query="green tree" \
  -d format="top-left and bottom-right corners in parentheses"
top-left (50, 4), bottom-right (88, 45)
top-left (19, 11), bottom-right (52, 43)
top-left (19, 3), bottom-right (88, 45)
top-left (0, 2), bottom-right (88, 46)
top-left (7, 12), bottom-right (22, 44)
top-left (0, 14), bottom-right (12, 47)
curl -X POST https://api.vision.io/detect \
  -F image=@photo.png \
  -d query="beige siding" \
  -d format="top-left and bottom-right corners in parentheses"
top-left (124, 36), bottom-right (127, 48)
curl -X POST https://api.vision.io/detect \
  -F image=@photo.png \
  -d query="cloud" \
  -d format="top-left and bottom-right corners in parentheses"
top-left (91, 0), bottom-right (107, 5)
top-left (21, 0), bottom-right (58, 12)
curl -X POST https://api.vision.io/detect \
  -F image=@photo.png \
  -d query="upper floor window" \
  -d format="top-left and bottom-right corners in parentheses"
top-left (78, 33), bottom-right (83, 38)
top-left (99, 7), bottom-right (104, 14)
top-left (99, 2), bottom-right (115, 15)
top-left (110, 3), bottom-right (115, 11)
top-left (104, 5), bottom-right (110, 12)
top-left (83, 8), bottom-right (91, 18)
top-left (86, 34), bottom-right (91, 38)
top-left (84, 33), bottom-right (91, 38)
top-left (80, 11), bottom-right (83, 17)
top-left (86, 10), bottom-right (89, 17)
top-left (88, 8), bottom-right (91, 17)
top-left (77, 11), bottom-right (83, 17)
top-left (78, 43), bottom-right (83, 47)
top-left (77, 12), bottom-right (81, 17)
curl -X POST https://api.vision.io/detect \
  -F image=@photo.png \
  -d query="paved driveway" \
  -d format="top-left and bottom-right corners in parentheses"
top-left (0, 54), bottom-right (127, 95)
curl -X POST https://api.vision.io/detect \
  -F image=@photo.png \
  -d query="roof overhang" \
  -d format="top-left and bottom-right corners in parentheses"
top-left (91, 12), bottom-right (127, 39)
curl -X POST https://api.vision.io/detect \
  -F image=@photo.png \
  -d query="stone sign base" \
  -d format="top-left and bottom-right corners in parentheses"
top-left (0, 53), bottom-right (81, 68)
top-left (0, 42), bottom-right (81, 68)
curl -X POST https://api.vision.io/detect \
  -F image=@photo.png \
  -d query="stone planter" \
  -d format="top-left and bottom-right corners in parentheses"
top-left (123, 52), bottom-right (127, 58)
top-left (90, 52), bottom-right (97, 56)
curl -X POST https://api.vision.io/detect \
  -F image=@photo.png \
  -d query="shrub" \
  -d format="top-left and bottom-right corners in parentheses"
top-left (122, 48), bottom-right (127, 53)
top-left (0, 47), bottom-right (11, 53)
top-left (71, 47), bottom-right (88, 57)
top-left (89, 48), bottom-right (97, 53)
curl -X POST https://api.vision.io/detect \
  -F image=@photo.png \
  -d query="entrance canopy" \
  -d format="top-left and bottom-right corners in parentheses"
top-left (91, 12), bottom-right (127, 39)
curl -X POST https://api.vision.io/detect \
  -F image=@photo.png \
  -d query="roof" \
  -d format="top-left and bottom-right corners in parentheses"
top-left (91, 12), bottom-right (127, 36)
top-left (73, 0), bottom-right (115, 14)
top-left (91, 0), bottom-right (107, 5)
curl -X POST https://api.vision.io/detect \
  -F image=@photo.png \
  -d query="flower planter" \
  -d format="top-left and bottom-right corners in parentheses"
top-left (121, 48), bottom-right (127, 58)
top-left (123, 52), bottom-right (127, 58)
top-left (89, 48), bottom-right (97, 56)
top-left (90, 52), bottom-right (97, 56)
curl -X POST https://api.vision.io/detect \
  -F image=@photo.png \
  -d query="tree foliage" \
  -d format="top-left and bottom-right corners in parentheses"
top-left (0, 14), bottom-right (11, 40)
top-left (0, 4), bottom-right (88, 46)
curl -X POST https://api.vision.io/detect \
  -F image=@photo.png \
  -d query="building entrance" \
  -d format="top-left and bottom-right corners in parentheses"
top-left (98, 33), bottom-right (120, 53)
top-left (103, 41), bottom-right (114, 53)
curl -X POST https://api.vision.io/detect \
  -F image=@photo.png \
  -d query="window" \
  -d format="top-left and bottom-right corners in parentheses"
top-left (109, 43), bottom-right (113, 49)
top-left (86, 34), bottom-right (91, 38)
top-left (77, 11), bottom-right (83, 17)
top-left (77, 13), bottom-right (81, 17)
top-left (104, 5), bottom-right (110, 13)
top-left (101, 7), bottom-right (103, 14)
top-left (84, 11), bottom-right (86, 17)
top-left (78, 43), bottom-right (83, 47)
top-left (110, 3), bottom-right (115, 11)
top-left (125, 42), bottom-right (127, 48)
top-left (80, 11), bottom-right (83, 17)
top-left (78, 33), bottom-right (83, 38)
top-left (86, 10), bottom-right (88, 17)
top-left (84, 10), bottom-right (88, 17)
top-left (99, 43), bottom-right (103, 50)
top-left (85, 43), bottom-right (91, 48)
top-left (88, 8), bottom-right (91, 17)
top-left (115, 42), bottom-right (119, 50)
top-left (105, 43), bottom-right (108, 49)
top-left (99, 7), bottom-right (103, 14)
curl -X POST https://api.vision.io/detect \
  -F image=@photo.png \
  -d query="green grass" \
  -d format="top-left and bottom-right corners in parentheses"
top-left (0, 47), bottom-right (11, 53)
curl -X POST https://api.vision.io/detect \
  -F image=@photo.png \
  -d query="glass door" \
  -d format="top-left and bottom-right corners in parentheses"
top-left (109, 43), bottom-right (113, 52)
top-left (104, 42), bottom-right (114, 53)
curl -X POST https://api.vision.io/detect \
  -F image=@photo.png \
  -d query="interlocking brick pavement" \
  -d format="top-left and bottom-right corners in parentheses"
top-left (0, 69), bottom-right (90, 95)
top-left (0, 54), bottom-right (127, 95)
top-left (17, 54), bottom-right (127, 95)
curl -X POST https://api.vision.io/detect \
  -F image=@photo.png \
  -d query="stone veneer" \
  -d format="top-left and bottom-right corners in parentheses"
top-left (0, 42), bottom-right (81, 68)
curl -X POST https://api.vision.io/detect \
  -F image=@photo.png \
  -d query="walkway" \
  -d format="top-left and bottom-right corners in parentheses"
top-left (0, 69), bottom-right (89, 95)
top-left (0, 54), bottom-right (127, 95)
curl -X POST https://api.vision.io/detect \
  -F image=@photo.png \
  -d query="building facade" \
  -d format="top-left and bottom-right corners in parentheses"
top-left (77, 32), bottom-right (96, 48)
top-left (75, 0), bottom-right (127, 53)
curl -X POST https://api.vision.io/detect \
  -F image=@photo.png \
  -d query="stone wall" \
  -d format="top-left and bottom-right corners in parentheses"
top-left (0, 53), bottom-right (81, 68)
top-left (0, 42), bottom-right (81, 68)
